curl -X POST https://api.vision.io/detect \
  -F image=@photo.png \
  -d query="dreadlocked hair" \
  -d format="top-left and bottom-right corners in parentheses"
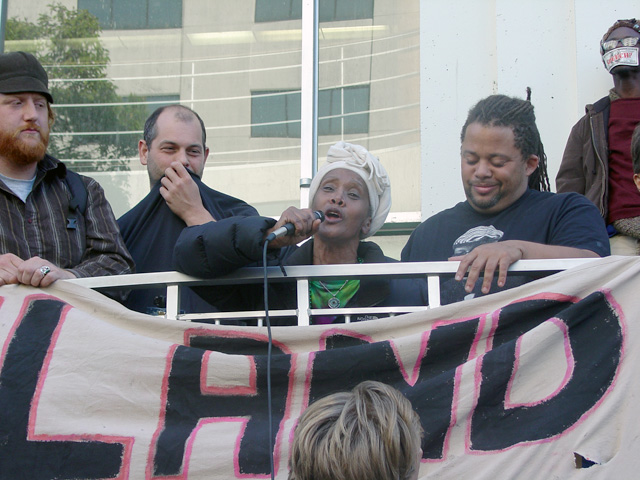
top-left (460, 91), bottom-right (551, 192)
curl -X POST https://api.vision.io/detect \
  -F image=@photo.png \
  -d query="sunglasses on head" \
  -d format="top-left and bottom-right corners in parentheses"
top-left (601, 36), bottom-right (640, 53)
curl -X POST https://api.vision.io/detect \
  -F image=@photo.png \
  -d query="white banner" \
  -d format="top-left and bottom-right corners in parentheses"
top-left (0, 256), bottom-right (638, 479)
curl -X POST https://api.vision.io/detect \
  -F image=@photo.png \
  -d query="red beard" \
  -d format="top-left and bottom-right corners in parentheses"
top-left (0, 123), bottom-right (49, 166)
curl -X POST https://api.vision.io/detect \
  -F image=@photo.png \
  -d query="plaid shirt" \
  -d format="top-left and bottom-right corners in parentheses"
top-left (0, 155), bottom-right (134, 278)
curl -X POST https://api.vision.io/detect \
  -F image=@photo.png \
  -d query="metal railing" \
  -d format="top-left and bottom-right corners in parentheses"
top-left (64, 258), bottom-right (598, 326)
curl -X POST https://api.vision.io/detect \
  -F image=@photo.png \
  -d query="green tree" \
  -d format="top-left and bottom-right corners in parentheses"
top-left (6, 3), bottom-right (146, 172)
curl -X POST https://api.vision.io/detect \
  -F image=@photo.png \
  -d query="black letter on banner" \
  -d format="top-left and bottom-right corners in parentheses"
top-left (0, 298), bottom-right (124, 479)
top-left (153, 336), bottom-right (290, 476)
top-left (309, 320), bottom-right (480, 460)
top-left (471, 293), bottom-right (623, 450)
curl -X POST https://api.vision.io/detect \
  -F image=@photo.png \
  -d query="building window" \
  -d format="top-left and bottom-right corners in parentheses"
top-left (254, 0), bottom-right (301, 23)
top-left (255, 0), bottom-right (373, 23)
top-left (251, 86), bottom-right (370, 138)
top-left (251, 90), bottom-right (302, 138)
top-left (319, 0), bottom-right (374, 22)
top-left (139, 94), bottom-right (181, 117)
top-left (318, 86), bottom-right (370, 135)
top-left (78, 0), bottom-right (182, 30)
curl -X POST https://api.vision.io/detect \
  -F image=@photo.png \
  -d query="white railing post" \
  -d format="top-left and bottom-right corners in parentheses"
top-left (165, 284), bottom-right (180, 321)
top-left (296, 279), bottom-right (310, 326)
top-left (427, 274), bottom-right (441, 308)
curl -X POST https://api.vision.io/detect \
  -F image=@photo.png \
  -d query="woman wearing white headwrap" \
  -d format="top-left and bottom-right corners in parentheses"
top-left (174, 141), bottom-right (425, 324)
top-left (310, 141), bottom-right (392, 240)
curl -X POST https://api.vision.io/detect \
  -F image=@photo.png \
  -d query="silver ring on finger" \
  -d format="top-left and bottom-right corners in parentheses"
top-left (39, 265), bottom-right (51, 277)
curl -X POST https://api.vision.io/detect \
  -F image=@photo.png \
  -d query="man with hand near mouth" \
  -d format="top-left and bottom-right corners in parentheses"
top-left (402, 94), bottom-right (609, 305)
top-left (118, 105), bottom-right (258, 315)
top-left (117, 105), bottom-right (257, 314)
top-left (557, 19), bottom-right (640, 255)
top-left (0, 51), bottom-right (134, 287)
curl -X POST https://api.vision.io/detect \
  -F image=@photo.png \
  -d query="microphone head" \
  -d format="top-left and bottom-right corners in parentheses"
top-left (314, 210), bottom-right (325, 222)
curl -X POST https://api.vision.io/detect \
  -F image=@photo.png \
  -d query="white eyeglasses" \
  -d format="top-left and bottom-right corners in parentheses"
top-left (601, 36), bottom-right (640, 53)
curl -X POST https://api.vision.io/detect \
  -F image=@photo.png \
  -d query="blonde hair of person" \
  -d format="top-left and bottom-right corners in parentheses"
top-left (288, 380), bottom-right (423, 480)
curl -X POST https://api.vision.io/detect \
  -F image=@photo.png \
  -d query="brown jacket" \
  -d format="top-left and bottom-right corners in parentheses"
top-left (556, 96), bottom-right (611, 218)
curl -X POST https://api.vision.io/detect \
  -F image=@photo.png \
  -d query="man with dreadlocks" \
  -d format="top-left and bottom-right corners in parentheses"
top-left (402, 94), bottom-right (609, 305)
top-left (557, 19), bottom-right (640, 255)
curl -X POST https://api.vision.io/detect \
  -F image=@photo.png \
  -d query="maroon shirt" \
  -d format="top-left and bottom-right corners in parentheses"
top-left (607, 97), bottom-right (640, 223)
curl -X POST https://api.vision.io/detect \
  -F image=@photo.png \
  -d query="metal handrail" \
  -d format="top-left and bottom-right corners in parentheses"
top-left (64, 258), bottom-right (598, 325)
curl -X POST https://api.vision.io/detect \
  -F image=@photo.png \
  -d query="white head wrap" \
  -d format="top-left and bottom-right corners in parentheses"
top-left (309, 141), bottom-right (391, 238)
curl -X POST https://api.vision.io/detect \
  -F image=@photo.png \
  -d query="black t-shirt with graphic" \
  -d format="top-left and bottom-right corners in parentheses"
top-left (401, 189), bottom-right (610, 304)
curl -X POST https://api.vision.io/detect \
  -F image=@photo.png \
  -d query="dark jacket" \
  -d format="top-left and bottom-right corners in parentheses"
top-left (556, 96), bottom-right (610, 218)
top-left (173, 215), bottom-right (426, 325)
top-left (117, 173), bottom-right (258, 314)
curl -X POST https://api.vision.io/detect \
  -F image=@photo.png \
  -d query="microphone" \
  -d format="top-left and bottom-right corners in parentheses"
top-left (265, 210), bottom-right (325, 242)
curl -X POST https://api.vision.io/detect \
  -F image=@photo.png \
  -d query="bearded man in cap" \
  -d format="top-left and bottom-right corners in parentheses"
top-left (0, 51), bottom-right (134, 287)
top-left (557, 19), bottom-right (640, 255)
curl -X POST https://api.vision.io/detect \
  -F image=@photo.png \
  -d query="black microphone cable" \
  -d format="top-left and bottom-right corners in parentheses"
top-left (262, 238), bottom-right (276, 480)
top-left (262, 211), bottom-right (324, 479)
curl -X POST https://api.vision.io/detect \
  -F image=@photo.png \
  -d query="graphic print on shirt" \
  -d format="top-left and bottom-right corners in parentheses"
top-left (452, 225), bottom-right (504, 256)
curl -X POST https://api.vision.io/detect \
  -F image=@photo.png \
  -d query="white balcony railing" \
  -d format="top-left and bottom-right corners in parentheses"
top-left (64, 258), bottom-right (598, 326)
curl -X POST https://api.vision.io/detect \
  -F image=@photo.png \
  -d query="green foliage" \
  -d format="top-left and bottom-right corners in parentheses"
top-left (5, 17), bottom-right (39, 44)
top-left (5, 3), bottom-right (146, 171)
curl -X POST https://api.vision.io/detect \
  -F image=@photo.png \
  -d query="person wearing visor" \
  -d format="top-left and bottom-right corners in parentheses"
top-left (173, 141), bottom-right (425, 325)
top-left (557, 18), bottom-right (640, 255)
top-left (0, 51), bottom-right (134, 287)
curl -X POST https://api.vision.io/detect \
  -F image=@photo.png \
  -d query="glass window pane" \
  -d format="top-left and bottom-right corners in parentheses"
top-left (252, 91), bottom-right (285, 137)
top-left (78, 0), bottom-right (183, 30)
top-left (285, 92), bottom-right (302, 137)
top-left (78, 0), bottom-right (112, 28)
top-left (333, 0), bottom-right (374, 22)
top-left (255, 0), bottom-right (373, 23)
top-left (318, 0), bottom-right (336, 22)
top-left (251, 90), bottom-right (301, 138)
top-left (148, 0), bottom-right (182, 28)
top-left (321, 88), bottom-right (344, 136)
top-left (343, 85), bottom-right (370, 134)
top-left (319, 0), bottom-right (374, 22)
top-left (255, 0), bottom-right (299, 23)
top-left (113, 0), bottom-right (147, 29)
top-left (290, 0), bottom-right (303, 21)
top-left (317, 90), bottom-right (329, 134)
